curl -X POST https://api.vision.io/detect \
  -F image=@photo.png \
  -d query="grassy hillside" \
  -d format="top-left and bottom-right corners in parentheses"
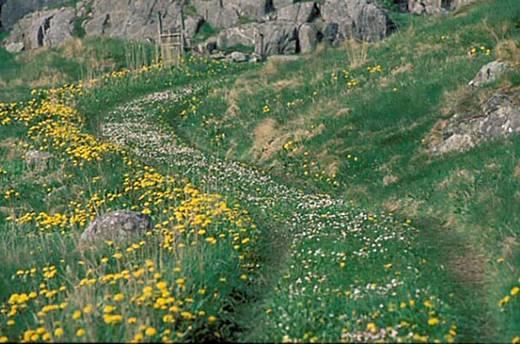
top-left (0, 0), bottom-right (519, 342)
top-left (0, 36), bottom-right (155, 101)
top-left (163, 0), bottom-right (520, 341)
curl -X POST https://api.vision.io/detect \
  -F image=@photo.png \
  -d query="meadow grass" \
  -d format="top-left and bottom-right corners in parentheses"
top-left (159, 0), bottom-right (520, 341)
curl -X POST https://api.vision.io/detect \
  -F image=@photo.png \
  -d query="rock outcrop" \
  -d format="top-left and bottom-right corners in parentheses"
top-left (428, 92), bottom-right (520, 155)
top-left (4, 0), bottom-right (395, 56)
top-left (0, 0), bottom-right (62, 31)
top-left (3, 0), bottom-right (475, 56)
top-left (407, 0), bottom-right (476, 15)
top-left (6, 7), bottom-right (74, 50)
top-left (83, 0), bottom-right (185, 42)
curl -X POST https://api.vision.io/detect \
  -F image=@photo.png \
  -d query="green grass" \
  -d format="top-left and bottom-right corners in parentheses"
top-left (0, 37), bottom-right (157, 102)
top-left (160, 0), bottom-right (520, 341)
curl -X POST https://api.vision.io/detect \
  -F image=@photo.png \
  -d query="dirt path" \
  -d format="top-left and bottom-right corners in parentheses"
top-left (99, 87), bottom-right (489, 341)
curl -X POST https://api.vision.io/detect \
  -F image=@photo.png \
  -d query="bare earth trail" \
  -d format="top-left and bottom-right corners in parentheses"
top-left (99, 86), bottom-right (489, 341)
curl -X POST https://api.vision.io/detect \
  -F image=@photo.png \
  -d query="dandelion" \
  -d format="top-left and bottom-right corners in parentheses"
top-left (366, 322), bottom-right (377, 333)
top-left (76, 328), bottom-right (86, 337)
top-left (428, 317), bottom-right (440, 326)
top-left (145, 327), bottom-right (157, 337)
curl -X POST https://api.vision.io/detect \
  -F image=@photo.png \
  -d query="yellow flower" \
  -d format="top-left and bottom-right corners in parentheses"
top-left (163, 314), bottom-right (174, 323)
top-left (76, 328), bottom-right (86, 337)
top-left (72, 310), bottom-right (81, 320)
top-left (113, 293), bottom-right (125, 302)
top-left (54, 328), bottom-right (64, 337)
top-left (145, 327), bottom-right (157, 337)
top-left (112, 252), bottom-right (123, 260)
top-left (428, 317), bottom-right (440, 326)
top-left (499, 295), bottom-right (511, 307)
top-left (83, 304), bottom-right (93, 314)
top-left (128, 317), bottom-right (137, 324)
top-left (366, 322), bottom-right (377, 333)
top-left (208, 316), bottom-right (217, 324)
top-left (104, 305), bottom-right (115, 313)
top-left (511, 287), bottom-right (519, 296)
top-left (0, 336), bottom-right (8, 343)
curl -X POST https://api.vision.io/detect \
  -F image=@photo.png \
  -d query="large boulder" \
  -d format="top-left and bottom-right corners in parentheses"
top-left (80, 210), bottom-right (152, 244)
top-left (273, 0), bottom-right (294, 10)
top-left (216, 24), bottom-right (256, 50)
top-left (5, 7), bottom-right (74, 50)
top-left (191, 0), bottom-right (240, 29)
top-left (276, 2), bottom-right (319, 24)
top-left (298, 23), bottom-right (318, 54)
top-left (0, 0), bottom-right (62, 31)
top-left (321, 0), bottom-right (392, 43)
top-left (226, 0), bottom-right (272, 20)
top-left (217, 21), bottom-right (299, 55)
top-left (83, 0), bottom-right (184, 42)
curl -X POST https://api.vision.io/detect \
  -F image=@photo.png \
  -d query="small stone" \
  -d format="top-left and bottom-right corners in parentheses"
top-left (469, 61), bottom-right (508, 87)
top-left (80, 210), bottom-right (152, 245)
top-left (25, 150), bottom-right (52, 171)
top-left (5, 42), bottom-right (24, 53)
top-left (230, 51), bottom-right (248, 62)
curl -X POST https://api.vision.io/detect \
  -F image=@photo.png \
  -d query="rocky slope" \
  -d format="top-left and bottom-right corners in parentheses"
top-left (2, 0), bottom-right (475, 55)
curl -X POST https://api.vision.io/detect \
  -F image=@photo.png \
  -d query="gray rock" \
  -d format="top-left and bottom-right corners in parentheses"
top-left (217, 24), bottom-right (256, 50)
top-left (436, 133), bottom-right (475, 154)
top-left (249, 52), bottom-right (263, 63)
top-left (184, 15), bottom-right (203, 38)
top-left (257, 21), bottom-right (299, 55)
top-left (25, 150), bottom-right (52, 170)
top-left (226, 0), bottom-right (272, 20)
top-left (6, 7), bottom-right (74, 50)
top-left (5, 41), bottom-right (24, 52)
top-left (479, 93), bottom-right (520, 136)
top-left (183, 15), bottom-right (204, 48)
top-left (321, 0), bottom-right (392, 42)
top-left (276, 2), bottom-right (319, 24)
top-left (192, 0), bottom-right (240, 29)
top-left (469, 61), bottom-right (508, 87)
top-left (230, 51), bottom-right (248, 62)
top-left (429, 92), bottom-right (520, 155)
top-left (0, 0), bottom-right (62, 31)
top-left (80, 210), bottom-right (152, 244)
top-left (84, 0), bottom-right (185, 42)
top-left (298, 23), bottom-right (318, 54)
top-left (273, 0), bottom-right (294, 10)
top-left (407, 0), bottom-right (476, 15)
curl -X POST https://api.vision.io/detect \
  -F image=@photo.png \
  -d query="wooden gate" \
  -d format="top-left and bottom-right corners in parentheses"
top-left (156, 12), bottom-right (184, 67)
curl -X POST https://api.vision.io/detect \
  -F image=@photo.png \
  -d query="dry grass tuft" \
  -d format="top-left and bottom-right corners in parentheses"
top-left (342, 38), bottom-right (369, 69)
top-left (496, 39), bottom-right (520, 66)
